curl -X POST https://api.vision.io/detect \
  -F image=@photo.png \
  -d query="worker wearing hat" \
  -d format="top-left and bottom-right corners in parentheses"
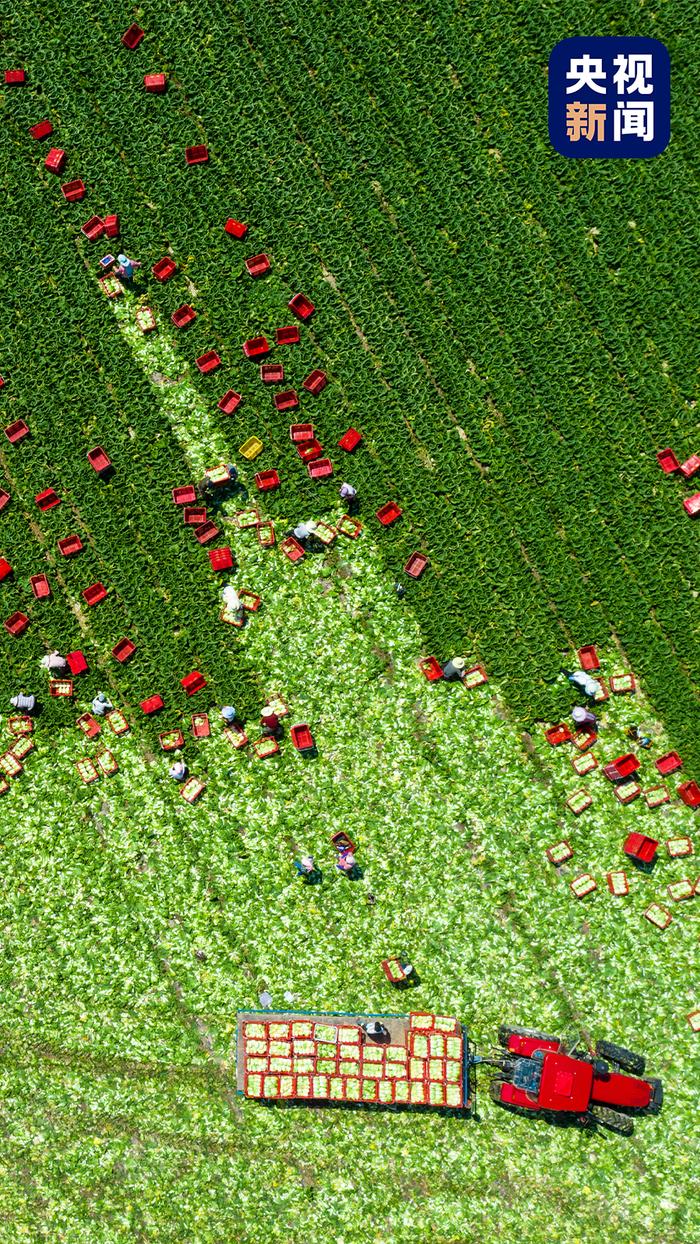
top-left (572, 706), bottom-right (598, 732)
top-left (261, 706), bottom-right (281, 736)
top-left (442, 656), bottom-right (467, 681)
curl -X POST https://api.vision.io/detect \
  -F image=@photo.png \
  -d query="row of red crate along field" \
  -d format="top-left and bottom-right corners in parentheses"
top-left (0, 714), bottom-right (40, 798)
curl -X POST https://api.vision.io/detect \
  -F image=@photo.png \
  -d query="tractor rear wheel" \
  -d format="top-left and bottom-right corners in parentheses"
top-left (594, 1040), bottom-right (646, 1076)
top-left (590, 1104), bottom-right (635, 1136)
top-left (498, 1023), bottom-right (561, 1048)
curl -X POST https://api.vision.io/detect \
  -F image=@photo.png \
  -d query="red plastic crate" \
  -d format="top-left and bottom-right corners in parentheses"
top-left (61, 179), bottom-right (85, 202)
top-left (87, 446), bottom-right (111, 473)
top-left (656, 448), bottom-right (680, 473)
top-left (224, 218), bottom-right (247, 239)
top-left (297, 438), bottom-right (322, 463)
top-left (194, 521), bottom-right (219, 545)
top-left (140, 695), bottom-right (164, 715)
top-left (288, 293), bottom-right (315, 321)
top-left (307, 457), bottom-right (333, 480)
top-left (172, 304), bottom-right (196, 328)
top-left (76, 712), bottom-right (100, 739)
top-left (683, 493), bottom-right (700, 517)
top-left (181, 671), bottom-right (206, 696)
top-left (5, 70), bottom-right (26, 86)
top-left (185, 145), bottom-right (209, 165)
top-left (66, 650), bottom-right (88, 676)
top-left (172, 485), bottom-right (197, 506)
top-left (680, 454), bottom-right (700, 479)
top-left (611, 753), bottom-right (640, 778)
top-left (4, 611), bottom-right (29, 637)
top-left (245, 253), bottom-right (271, 278)
top-left (257, 521), bottom-right (275, 547)
top-left (260, 363), bottom-right (284, 384)
top-left (30, 573), bottom-right (50, 599)
top-left (242, 336), bottom-right (270, 359)
top-left (623, 832), bottom-right (658, 864)
top-left (338, 427), bottom-right (362, 452)
top-left (208, 546), bottom-right (233, 571)
top-left (29, 119), bottom-right (53, 139)
top-left (376, 501), bottom-right (402, 526)
top-left (144, 72), bottom-right (166, 92)
top-left (291, 724), bottom-right (315, 752)
top-left (419, 656), bottom-right (444, 681)
top-left (103, 214), bottom-right (119, 239)
top-left (276, 325), bottom-right (300, 345)
top-left (290, 423), bottom-right (314, 442)
top-left (191, 713), bottom-right (210, 739)
top-left (678, 781), bottom-right (700, 809)
top-left (49, 679), bottom-right (73, 698)
top-left (36, 488), bottom-right (60, 511)
top-left (152, 256), bottom-right (177, 282)
top-left (195, 351), bottom-right (221, 374)
top-left (4, 420), bottom-right (29, 444)
top-left (184, 506), bottom-right (207, 526)
top-left (81, 215), bottom-right (105, 241)
top-left (577, 644), bottom-right (600, 672)
top-left (280, 536), bottom-right (305, 563)
top-left (0, 490), bottom-right (9, 511)
top-left (82, 582), bottom-right (107, 606)
top-left (655, 751), bottom-right (682, 776)
top-left (404, 552), bottom-right (428, 579)
top-left (112, 637), bottom-right (136, 663)
top-left (0, 558), bottom-right (11, 581)
top-left (255, 469), bottom-right (280, 492)
top-left (44, 148), bottom-right (66, 174)
top-left (545, 723), bottom-right (573, 746)
top-left (58, 535), bottom-right (83, 557)
top-left (121, 23), bottom-right (144, 48)
top-left (273, 390), bottom-right (298, 412)
top-left (217, 389), bottom-right (242, 415)
top-left (303, 369), bottom-right (327, 396)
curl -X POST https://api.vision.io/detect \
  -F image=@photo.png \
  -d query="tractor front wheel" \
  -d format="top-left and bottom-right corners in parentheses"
top-left (498, 1023), bottom-right (561, 1048)
top-left (590, 1104), bottom-right (635, 1136)
top-left (594, 1039), bottom-right (646, 1076)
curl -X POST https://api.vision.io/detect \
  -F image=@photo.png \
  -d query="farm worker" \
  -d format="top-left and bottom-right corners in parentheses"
top-left (222, 585), bottom-right (244, 621)
top-left (169, 760), bottom-right (188, 781)
top-left (115, 253), bottom-right (142, 282)
top-left (400, 961), bottom-right (414, 979)
top-left (443, 657), bottom-right (466, 681)
top-left (572, 706), bottom-right (597, 732)
top-left (10, 692), bottom-right (36, 713)
top-left (40, 651), bottom-right (68, 674)
top-left (627, 724), bottom-right (653, 749)
top-left (261, 707), bottom-right (280, 735)
top-left (90, 691), bottom-right (113, 717)
top-left (293, 520), bottom-right (317, 543)
top-left (339, 482), bottom-right (356, 501)
top-left (220, 706), bottom-right (237, 725)
top-left (567, 669), bottom-right (602, 699)
top-left (336, 849), bottom-right (356, 874)
top-left (361, 1021), bottom-right (388, 1040)
top-left (293, 855), bottom-right (316, 878)
top-left (226, 464), bottom-right (238, 482)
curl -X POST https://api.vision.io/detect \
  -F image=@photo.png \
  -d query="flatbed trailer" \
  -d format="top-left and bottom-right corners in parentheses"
top-left (236, 1009), bottom-right (472, 1110)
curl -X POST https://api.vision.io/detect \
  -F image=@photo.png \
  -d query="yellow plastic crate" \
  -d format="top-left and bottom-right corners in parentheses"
top-left (239, 436), bottom-right (263, 461)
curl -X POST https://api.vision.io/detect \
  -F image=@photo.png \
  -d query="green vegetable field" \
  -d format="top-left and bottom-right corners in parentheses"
top-left (0, 3), bottom-right (698, 1241)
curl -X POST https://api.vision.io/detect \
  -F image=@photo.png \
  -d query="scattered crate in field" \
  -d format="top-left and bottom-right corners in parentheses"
top-left (404, 552), bottom-right (428, 578)
top-left (644, 903), bottom-right (672, 930)
top-left (276, 325), bottom-right (300, 345)
top-left (152, 256), bottom-right (177, 282)
top-left (609, 753), bottom-right (640, 779)
top-left (88, 446), bottom-right (111, 473)
top-left (97, 750), bottom-right (118, 776)
top-left (172, 485), bottom-right (197, 506)
top-left (5, 69), bottom-right (26, 85)
top-left (614, 781), bottom-right (642, 805)
top-left (0, 489), bottom-right (10, 510)
top-left (260, 363), bottom-right (284, 384)
top-left (185, 145), bottom-right (209, 165)
top-left (140, 695), bottom-right (164, 716)
top-left (194, 521), bottom-right (219, 545)
top-left (572, 752), bottom-right (597, 776)
top-left (0, 777), bottom-right (9, 796)
top-left (274, 390), bottom-right (299, 412)
top-left (255, 470), bottom-right (280, 492)
top-left (257, 521), bottom-right (275, 547)
top-left (121, 23), bottom-right (144, 48)
top-left (566, 789), bottom-right (592, 816)
top-left (205, 464), bottom-right (231, 488)
top-left (290, 423), bottom-right (314, 443)
top-left (678, 780), bottom-right (700, 808)
top-left (644, 785), bottom-right (670, 808)
top-left (66, 650), bottom-right (88, 676)
top-left (239, 590), bottom-right (261, 612)
top-left (303, 369), bottom-right (327, 395)
top-left (0, 752), bottom-right (22, 778)
top-left (307, 457), bottom-right (333, 480)
top-left (242, 336), bottom-right (270, 359)
top-left (545, 723), bottom-right (572, 746)
top-left (656, 448), bottom-right (680, 473)
top-left (680, 454), bottom-right (700, 479)
top-left (462, 665), bottom-right (488, 689)
top-left (338, 427), bottom-right (362, 452)
top-left (245, 253), bottom-right (270, 277)
top-left (314, 521), bottom-right (337, 546)
top-left (336, 514), bottom-right (362, 539)
top-left (572, 730), bottom-right (597, 752)
top-left (61, 179), bottom-right (85, 202)
top-left (225, 218), bottom-right (247, 238)
top-left (218, 389), bottom-right (242, 414)
top-left (4, 419), bottom-right (29, 444)
top-left (99, 275), bottom-right (123, 298)
top-left (136, 306), bottom-right (156, 333)
top-left (172, 304), bottom-right (196, 328)
top-left (82, 582), bottom-right (107, 606)
top-left (606, 871), bottom-right (629, 896)
top-left (577, 644), bottom-right (600, 671)
top-left (297, 439), bottom-right (323, 463)
top-left (236, 508), bottom-right (261, 529)
top-left (99, 255), bottom-right (116, 273)
top-left (36, 488), bottom-right (60, 511)
top-left (103, 214), bottom-right (119, 239)
top-left (106, 710), bottom-right (129, 735)
top-left (76, 758), bottom-right (99, 785)
top-left (624, 832), bottom-right (658, 865)
top-left (181, 671), bottom-right (206, 696)
top-left (288, 293), bottom-right (315, 320)
top-left (656, 751), bottom-right (682, 775)
top-left (44, 148), bottom-right (66, 174)
top-left (144, 72), bottom-right (166, 92)
top-left (546, 840), bottom-right (573, 865)
top-left (291, 723), bottom-right (315, 753)
top-left (191, 713), bottom-right (210, 739)
top-left (240, 436), bottom-right (263, 461)
top-left (208, 546), bottom-right (233, 571)
top-left (280, 536), bottom-right (305, 562)
top-left (81, 215), bottom-right (105, 241)
top-left (419, 656), bottom-right (444, 681)
top-left (376, 501), bottom-right (402, 526)
top-left (254, 736), bottom-right (280, 759)
top-left (8, 717), bottom-right (34, 737)
top-left (195, 351), bottom-right (221, 374)
top-left (112, 637), bottom-right (136, 663)
top-left (181, 777), bottom-right (205, 803)
top-left (610, 674), bottom-right (636, 694)
top-left (683, 493), bottom-right (700, 517)
top-left (570, 873), bottom-right (596, 899)
top-left (687, 1010), bottom-right (700, 1032)
top-left (160, 730), bottom-right (185, 752)
top-left (667, 879), bottom-right (695, 903)
top-left (224, 725), bottom-right (248, 749)
top-left (0, 558), bottom-right (12, 582)
top-left (667, 836), bottom-right (693, 858)
top-left (76, 713), bottom-right (100, 739)
top-left (49, 679), bottom-right (73, 698)
top-left (4, 612), bottom-right (29, 637)
top-left (184, 506), bottom-right (207, 526)
top-left (9, 736), bottom-right (34, 763)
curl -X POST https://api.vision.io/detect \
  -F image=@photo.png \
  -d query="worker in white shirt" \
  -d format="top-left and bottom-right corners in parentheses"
top-left (40, 651), bottom-right (68, 674)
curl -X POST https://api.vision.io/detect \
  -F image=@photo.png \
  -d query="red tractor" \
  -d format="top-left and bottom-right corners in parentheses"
top-left (487, 1024), bottom-right (662, 1135)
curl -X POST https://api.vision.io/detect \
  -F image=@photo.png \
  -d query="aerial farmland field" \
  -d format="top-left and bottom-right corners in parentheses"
top-left (0, 4), bottom-right (698, 1242)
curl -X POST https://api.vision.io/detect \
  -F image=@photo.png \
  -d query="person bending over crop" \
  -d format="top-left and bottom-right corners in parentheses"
top-left (114, 254), bottom-right (142, 282)
top-left (90, 691), bottom-right (113, 717)
top-left (443, 656), bottom-right (466, 681)
top-left (572, 706), bottom-right (598, 732)
top-left (40, 650), bottom-right (68, 674)
top-left (10, 692), bottom-right (36, 714)
top-left (169, 760), bottom-right (188, 782)
top-left (565, 669), bottom-right (602, 699)
top-left (220, 705), bottom-right (237, 725)
top-left (260, 707), bottom-right (282, 737)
